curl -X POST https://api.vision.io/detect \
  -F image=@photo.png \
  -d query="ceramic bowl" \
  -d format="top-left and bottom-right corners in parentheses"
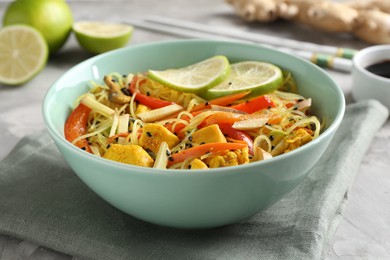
top-left (352, 44), bottom-right (390, 110)
top-left (42, 39), bottom-right (345, 229)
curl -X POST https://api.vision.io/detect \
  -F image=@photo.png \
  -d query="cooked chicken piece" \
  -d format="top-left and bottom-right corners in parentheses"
top-left (191, 124), bottom-right (227, 145)
top-left (271, 128), bottom-right (313, 156)
top-left (103, 144), bottom-right (154, 167)
top-left (139, 123), bottom-right (179, 154)
top-left (188, 159), bottom-right (208, 169)
top-left (205, 147), bottom-right (249, 168)
top-left (135, 104), bottom-right (151, 115)
top-left (285, 128), bottom-right (313, 152)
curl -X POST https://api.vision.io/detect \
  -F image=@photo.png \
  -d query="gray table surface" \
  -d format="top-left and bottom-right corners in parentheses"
top-left (1, 0), bottom-right (389, 259)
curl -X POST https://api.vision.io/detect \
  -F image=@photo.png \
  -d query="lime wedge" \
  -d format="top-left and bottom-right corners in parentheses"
top-left (202, 61), bottom-right (283, 100)
top-left (147, 55), bottom-right (231, 93)
top-left (0, 25), bottom-right (48, 86)
top-left (73, 21), bottom-right (133, 54)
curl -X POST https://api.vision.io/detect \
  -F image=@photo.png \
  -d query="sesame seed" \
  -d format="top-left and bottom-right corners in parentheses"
top-left (146, 132), bottom-right (152, 137)
top-left (145, 148), bottom-right (154, 157)
top-left (168, 156), bottom-right (174, 161)
top-left (121, 87), bottom-right (131, 96)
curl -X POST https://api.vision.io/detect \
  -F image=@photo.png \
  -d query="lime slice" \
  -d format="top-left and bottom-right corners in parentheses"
top-left (147, 55), bottom-right (231, 93)
top-left (202, 61), bottom-right (283, 100)
top-left (0, 25), bottom-right (48, 86)
top-left (73, 21), bottom-right (133, 54)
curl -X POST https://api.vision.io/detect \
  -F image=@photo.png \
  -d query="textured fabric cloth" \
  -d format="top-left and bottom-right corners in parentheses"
top-left (0, 100), bottom-right (388, 260)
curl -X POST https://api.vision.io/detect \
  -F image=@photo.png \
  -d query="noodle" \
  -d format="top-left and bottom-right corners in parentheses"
top-left (65, 67), bottom-right (322, 170)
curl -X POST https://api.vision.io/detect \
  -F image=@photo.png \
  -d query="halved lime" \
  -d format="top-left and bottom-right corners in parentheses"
top-left (202, 61), bottom-right (283, 100)
top-left (73, 21), bottom-right (133, 54)
top-left (147, 55), bottom-right (231, 93)
top-left (3, 0), bottom-right (73, 53)
top-left (0, 25), bottom-right (48, 86)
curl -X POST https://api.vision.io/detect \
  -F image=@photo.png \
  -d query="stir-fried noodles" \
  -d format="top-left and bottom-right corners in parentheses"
top-left (65, 68), bottom-right (321, 170)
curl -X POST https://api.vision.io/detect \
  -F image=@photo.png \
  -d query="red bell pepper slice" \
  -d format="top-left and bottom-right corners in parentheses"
top-left (190, 91), bottom-right (251, 112)
top-left (230, 95), bottom-right (275, 114)
top-left (129, 76), bottom-right (175, 109)
top-left (199, 111), bottom-right (247, 128)
top-left (64, 103), bottom-right (92, 153)
top-left (218, 123), bottom-right (254, 155)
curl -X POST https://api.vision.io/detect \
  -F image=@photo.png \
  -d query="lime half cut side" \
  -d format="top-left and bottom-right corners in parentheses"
top-left (73, 21), bottom-right (133, 54)
top-left (202, 61), bottom-right (283, 100)
top-left (0, 25), bottom-right (48, 86)
top-left (147, 55), bottom-right (231, 93)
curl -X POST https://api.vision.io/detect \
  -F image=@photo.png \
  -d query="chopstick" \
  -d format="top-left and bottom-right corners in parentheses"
top-left (126, 18), bottom-right (353, 73)
top-left (146, 15), bottom-right (358, 60)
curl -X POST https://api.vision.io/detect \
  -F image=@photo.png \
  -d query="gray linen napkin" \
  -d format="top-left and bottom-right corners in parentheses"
top-left (0, 100), bottom-right (388, 260)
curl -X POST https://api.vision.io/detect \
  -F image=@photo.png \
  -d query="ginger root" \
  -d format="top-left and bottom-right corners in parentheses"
top-left (225, 0), bottom-right (285, 22)
top-left (279, 0), bottom-right (359, 33)
top-left (226, 0), bottom-right (390, 44)
top-left (353, 9), bottom-right (390, 44)
top-left (346, 0), bottom-right (390, 14)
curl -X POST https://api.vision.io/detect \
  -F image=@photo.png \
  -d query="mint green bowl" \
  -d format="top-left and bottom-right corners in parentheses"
top-left (43, 40), bottom-right (345, 229)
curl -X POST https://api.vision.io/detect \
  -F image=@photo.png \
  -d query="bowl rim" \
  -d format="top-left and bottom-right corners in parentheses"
top-left (42, 39), bottom-right (346, 177)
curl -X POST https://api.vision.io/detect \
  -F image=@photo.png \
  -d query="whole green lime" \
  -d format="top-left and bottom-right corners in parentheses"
top-left (3, 0), bottom-right (73, 53)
